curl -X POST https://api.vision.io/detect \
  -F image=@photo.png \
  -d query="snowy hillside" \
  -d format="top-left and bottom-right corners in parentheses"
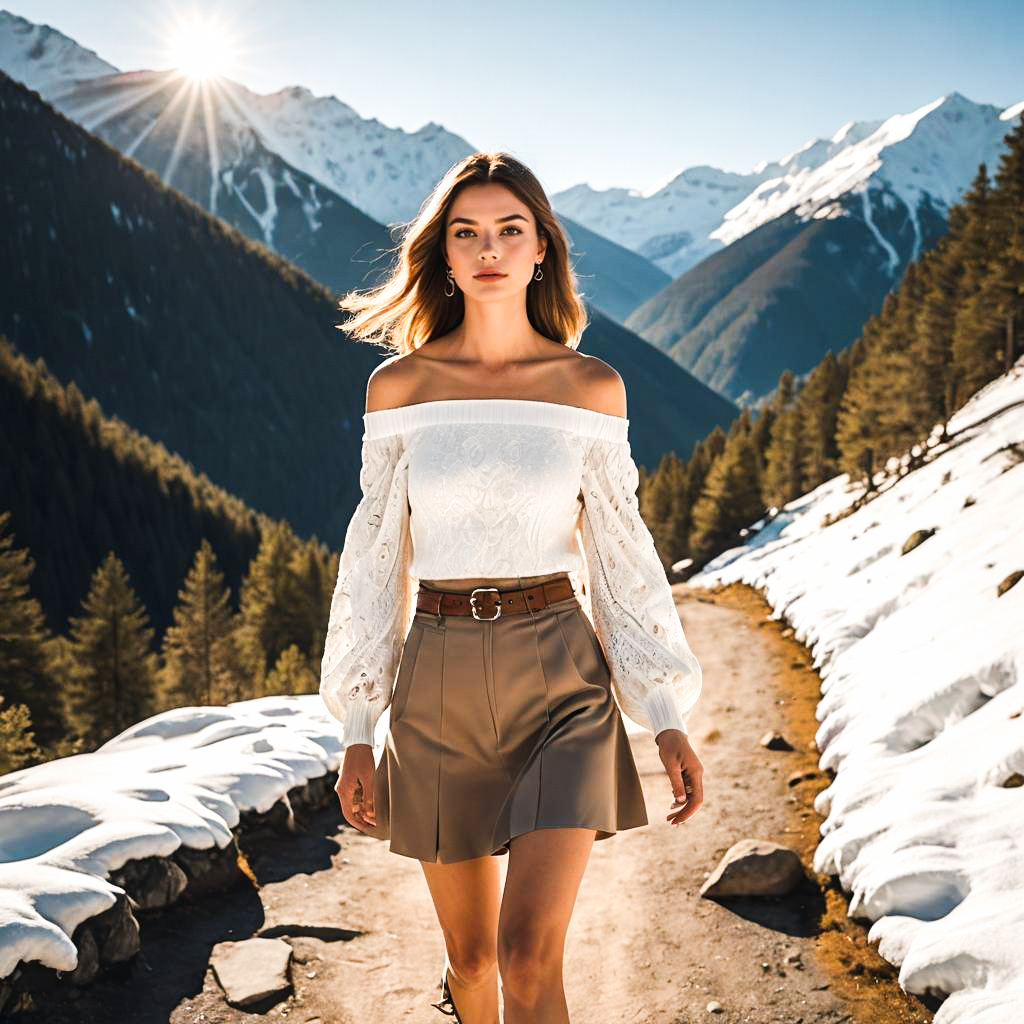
top-left (0, 9), bottom-right (116, 89)
top-left (0, 10), bottom-right (474, 227)
top-left (687, 357), bottom-right (1024, 1023)
top-left (553, 93), bottom-right (1022, 278)
top-left (0, 697), bottom-right (345, 980)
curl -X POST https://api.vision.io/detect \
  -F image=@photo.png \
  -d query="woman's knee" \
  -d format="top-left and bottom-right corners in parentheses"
top-left (446, 935), bottom-right (498, 985)
top-left (497, 926), bottom-right (563, 994)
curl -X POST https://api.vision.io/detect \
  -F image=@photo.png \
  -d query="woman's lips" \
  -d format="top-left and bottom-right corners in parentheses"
top-left (474, 272), bottom-right (506, 280)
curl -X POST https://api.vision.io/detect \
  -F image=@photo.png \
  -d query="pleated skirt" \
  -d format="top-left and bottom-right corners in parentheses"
top-left (366, 570), bottom-right (649, 863)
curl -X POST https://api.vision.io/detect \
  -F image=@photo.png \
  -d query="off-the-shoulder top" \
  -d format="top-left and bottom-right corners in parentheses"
top-left (319, 398), bottom-right (703, 750)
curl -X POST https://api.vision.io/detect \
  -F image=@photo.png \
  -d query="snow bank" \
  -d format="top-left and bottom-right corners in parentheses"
top-left (0, 697), bottom-right (343, 980)
top-left (688, 357), bottom-right (1024, 1022)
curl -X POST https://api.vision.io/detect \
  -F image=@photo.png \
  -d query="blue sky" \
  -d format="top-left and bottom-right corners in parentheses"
top-left (9, 0), bottom-right (1024, 194)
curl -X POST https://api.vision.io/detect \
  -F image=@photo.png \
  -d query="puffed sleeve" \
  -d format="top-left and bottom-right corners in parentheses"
top-left (319, 432), bottom-right (416, 750)
top-left (577, 434), bottom-right (702, 739)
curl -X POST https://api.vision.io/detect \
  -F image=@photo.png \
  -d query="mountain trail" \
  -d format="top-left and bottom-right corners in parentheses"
top-left (29, 583), bottom-right (935, 1023)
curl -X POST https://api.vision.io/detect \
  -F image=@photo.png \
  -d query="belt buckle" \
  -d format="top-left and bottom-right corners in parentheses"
top-left (469, 587), bottom-right (501, 621)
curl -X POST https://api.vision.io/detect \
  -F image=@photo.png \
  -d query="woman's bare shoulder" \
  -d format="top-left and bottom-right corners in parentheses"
top-left (364, 352), bottom-right (425, 414)
top-left (363, 340), bottom-right (626, 419)
top-left (568, 352), bottom-right (627, 419)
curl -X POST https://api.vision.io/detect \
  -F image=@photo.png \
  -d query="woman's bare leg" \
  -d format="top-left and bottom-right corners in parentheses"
top-left (498, 827), bottom-right (597, 1023)
top-left (420, 853), bottom-right (503, 1023)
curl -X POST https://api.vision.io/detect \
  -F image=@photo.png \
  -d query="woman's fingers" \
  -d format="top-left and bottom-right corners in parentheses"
top-left (665, 758), bottom-right (705, 825)
top-left (666, 763), bottom-right (704, 825)
top-left (361, 773), bottom-right (376, 824)
top-left (336, 772), bottom-right (376, 832)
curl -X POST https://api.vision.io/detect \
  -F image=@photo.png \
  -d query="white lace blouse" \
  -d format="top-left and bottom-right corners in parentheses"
top-left (319, 398), bottom-right (703, 750)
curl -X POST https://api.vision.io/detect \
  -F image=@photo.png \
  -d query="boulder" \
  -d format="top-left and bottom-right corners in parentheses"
top-left (210, 936), bottom-right (293, 1007)
top-left (901, 528), bottom-right (935, 555)
top-left (699, 839), bottom-right (806, 898)
top-left (997, 570), bottom-right (1023, 597)
top-left (759, 731), bottom-right (793, 751)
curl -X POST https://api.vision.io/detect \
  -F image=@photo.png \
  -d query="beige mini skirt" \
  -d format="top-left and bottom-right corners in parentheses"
top-left (366, 570), bottom-right (649, 863)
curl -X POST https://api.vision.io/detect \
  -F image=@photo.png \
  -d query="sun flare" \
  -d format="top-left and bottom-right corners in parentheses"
top-left (166, 17), bottom-right (235, 81)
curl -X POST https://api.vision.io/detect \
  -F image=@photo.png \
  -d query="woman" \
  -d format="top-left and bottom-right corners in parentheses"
top-left (319, 152), bottom-right (705, 1024)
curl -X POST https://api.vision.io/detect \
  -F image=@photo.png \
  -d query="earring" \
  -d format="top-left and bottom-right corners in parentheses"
top-left (533, 262), bottom-right (544, 282)
top-left (444, 267), bottom-right (456, 297)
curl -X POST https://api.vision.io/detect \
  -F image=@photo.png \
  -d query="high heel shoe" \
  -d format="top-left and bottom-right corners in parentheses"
top-left (429, 952), bottom-right (464, 1021)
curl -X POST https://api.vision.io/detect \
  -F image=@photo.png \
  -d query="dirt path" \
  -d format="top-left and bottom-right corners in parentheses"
top-left (35, 582), bottom-right (937, 1023)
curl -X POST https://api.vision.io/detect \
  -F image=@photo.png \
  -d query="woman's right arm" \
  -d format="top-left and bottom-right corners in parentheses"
top-left (319, 431), bottom-right (415, 750)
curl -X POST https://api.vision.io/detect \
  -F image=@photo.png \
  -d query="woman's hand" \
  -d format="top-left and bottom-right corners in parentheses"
top-left (656, 730), bottom-right (704, 826)
top-left (336, 743), bottom-right (378, 834)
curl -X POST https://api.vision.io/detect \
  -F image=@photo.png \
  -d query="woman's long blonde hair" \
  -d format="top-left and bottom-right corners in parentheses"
top-left (336, 152), bottom-right (588, 354)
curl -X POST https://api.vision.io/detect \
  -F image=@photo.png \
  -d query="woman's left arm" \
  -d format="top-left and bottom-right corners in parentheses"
top-left (578, 433), bottom-right (705, 823)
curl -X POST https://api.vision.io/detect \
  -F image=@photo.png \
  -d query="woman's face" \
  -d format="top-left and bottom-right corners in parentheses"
top-left (443, 183), bottom-right (547, 300)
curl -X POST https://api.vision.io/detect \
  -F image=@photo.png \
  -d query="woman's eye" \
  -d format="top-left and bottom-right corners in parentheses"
top-left (453, 227), bottom-right (522, 238)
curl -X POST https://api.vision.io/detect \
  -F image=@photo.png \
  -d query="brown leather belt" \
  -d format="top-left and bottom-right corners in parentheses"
top-left (415, 576), bottom-right (576, 621)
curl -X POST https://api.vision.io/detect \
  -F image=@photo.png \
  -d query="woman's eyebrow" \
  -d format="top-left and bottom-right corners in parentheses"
top-left (448, 213), bottom-right (529, 226)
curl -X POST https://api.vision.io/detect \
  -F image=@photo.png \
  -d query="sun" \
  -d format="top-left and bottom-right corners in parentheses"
top-left (165, 15), bottom-right (236, 81)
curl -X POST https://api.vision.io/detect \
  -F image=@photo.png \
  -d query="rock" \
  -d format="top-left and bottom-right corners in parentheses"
top-left (706, 1000), bottom-right (724, 1013)
top-left (997, 570), bottom-right (1023, 597)
top-left (68, 892), bottom-right (140, 985)
top-left (787, 769), bottom-right (819, 787)
top-left (703, 727), bottom-right (722, 742)
top-left (110, 856), bottom-right (188, 910)
top-left (759, 731), bottom-right (793, 751)
top-left (210, 936), bottom-right (293, 1008)
top-left (901, 528), bottom-right (935, 555)
top-left (1001, 772), bottom-right (1024, 788)
top-left (699, 839), bottom-right (806, 898)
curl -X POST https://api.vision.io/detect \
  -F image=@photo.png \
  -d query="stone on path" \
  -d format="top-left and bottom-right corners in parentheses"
top-left (759, 730), bottom-right (794, 751)
top-left (210, 936), bottom-right (293, 1007)
top-left (699, 839), bottom-right (806, 898)
top-left (787, 768), bottom-right (819, 787)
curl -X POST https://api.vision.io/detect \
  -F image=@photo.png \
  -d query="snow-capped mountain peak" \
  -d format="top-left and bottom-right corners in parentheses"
top-left (0, 11), bottom-right (475, 227)
top-left (0, 9), bottom-right (118, 93)
top-left (714, 92), bottom-right (1014, 257)
top-left (552, 91), bottom-right (1021, 278)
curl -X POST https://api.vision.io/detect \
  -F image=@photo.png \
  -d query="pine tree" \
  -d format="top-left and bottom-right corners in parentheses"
top-left (836, 313), bottom-right (901, 482)
top-left (660, 453), bottom-right (693, 569)
top-left (645, 452), bottom-right (681, 562)
top-left (264, 644), bottom-right (317, 697)
top-left (0, 696), bottom-right (42, 774)
top-left (762, 406), bottom-right (801, 509)
top-left (988, 113), bottom-right (1024, 370)
top-left (238, 521), bottom-right (302, 682)
top-left (877, 262), bottom-right (928, 456)
top-left (290, 543), bottom-right (335, 660)
top-left (689, 432), bottom-right (764, 563)
top-left (217, 619), bottom-right (251, 705)
top-left (64, 552), bottom-right (159, 746)
top-left (795, 351), bottom-right (843, 489)
top-left (911, 237), bottom-right (963, 429)
top-left (159, 539), bottom-right (237, 708)
top-left (0, 510), bottom-right (65, 745)
top-left (951, 163), bottom-right (1001, 397)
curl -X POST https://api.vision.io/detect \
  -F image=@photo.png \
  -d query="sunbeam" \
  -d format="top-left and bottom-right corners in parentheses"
top-left (165, 11), bottom-right (237, 82)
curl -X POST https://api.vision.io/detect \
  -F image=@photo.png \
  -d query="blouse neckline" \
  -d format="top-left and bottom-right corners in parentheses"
top-left (362, 397), bottom-right (629, 443)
